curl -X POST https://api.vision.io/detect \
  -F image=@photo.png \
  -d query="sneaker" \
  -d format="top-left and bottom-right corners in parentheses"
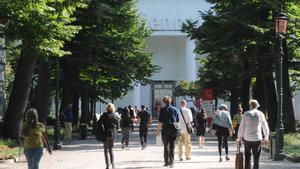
top-left (186, 158), bottom-right (191, 160)
top-left (179, 158), bottom-right (183, 161)
top-left (225, 156), bottom-right (230, 161)
top-left (164, 163), bottom-right (169, 166)
top-left (219, 157), bottom-right (222, 162)
top-left (202, 145), bottom-right (205, 149)
top-left (169, 164), bottom-right (174, 168)
top-left (121, 144), bottom-right (125, 150)
top-left (199, 145), bottom-right (202, 149)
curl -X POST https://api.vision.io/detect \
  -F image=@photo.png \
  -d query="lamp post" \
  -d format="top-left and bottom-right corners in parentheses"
top-left (274, 10), bottom-right (288, 161)
top-left (54, 58), bottom-right (62, 150)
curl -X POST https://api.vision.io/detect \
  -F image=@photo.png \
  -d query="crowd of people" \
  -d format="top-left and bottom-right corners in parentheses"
top-left (20, 96), bottom-right (269, 169)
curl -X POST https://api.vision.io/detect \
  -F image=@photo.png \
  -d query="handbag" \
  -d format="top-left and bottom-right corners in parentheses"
top-left (156, 134), bottom-right (163, 146)
top-left (235, 146), bottom-right (244, 169)
top-left (42, 132), bottom-right (52, 155)
top-left (180, 109), bottom-right (194, 134)
top-left (95, 119), bottom-right (105, 142)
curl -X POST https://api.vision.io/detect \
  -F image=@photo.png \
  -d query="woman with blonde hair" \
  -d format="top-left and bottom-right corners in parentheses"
top-left (21, 108), bottom-right (49, 169)
top-left (99, 103), bottom-right (119, 169)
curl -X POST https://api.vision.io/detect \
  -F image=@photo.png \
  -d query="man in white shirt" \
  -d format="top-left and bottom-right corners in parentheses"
top-left (177, 100), bottom-right (193, 161)
top-left (237, 100), bottom-right (270, 169)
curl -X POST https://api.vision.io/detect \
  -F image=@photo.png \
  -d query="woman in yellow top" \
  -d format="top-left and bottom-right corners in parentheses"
top-left (21, 108), bottom-right (45, 169)
top-left (232, 107), bottom-right (243, 140)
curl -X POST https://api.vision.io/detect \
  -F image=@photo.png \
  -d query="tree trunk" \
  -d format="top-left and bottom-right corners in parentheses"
top-left (266, 75), bottom-right (278, 131)
top-left (241, 78), bottom-right (251, 112)
top-left (80, 87), bottom-right (89, 124)
top-left (3, 42), bottom-right (38, 140)
top-left (60, 68), bottom-right (74, 112)
top-left (33, 57), bottom-right (51, 124)
top-left (59, 60), bottom-right (79, 112)
top-left (282, 39), bottom-right (295, 133)
top-left (253, 76), bottom-right (267, 113)
top-left (230, 85), bottom-right (239, 118)
top-left (72, 90), bottom-right (80, 126)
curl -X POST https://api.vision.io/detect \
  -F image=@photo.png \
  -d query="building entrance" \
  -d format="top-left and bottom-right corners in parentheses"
top-left (152, 81), bottom-right (176, 117)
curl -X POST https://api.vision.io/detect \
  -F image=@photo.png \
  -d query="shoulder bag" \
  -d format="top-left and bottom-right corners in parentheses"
top-left (180, 109), bottom-right (194, 134)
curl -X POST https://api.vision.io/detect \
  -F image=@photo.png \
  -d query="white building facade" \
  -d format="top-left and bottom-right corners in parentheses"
top-left (113, 0), bottom-right (210, 114)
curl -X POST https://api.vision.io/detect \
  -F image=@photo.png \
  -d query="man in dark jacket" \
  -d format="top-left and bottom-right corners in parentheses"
top-left (157, 96), bottom-right (179, 168)
top-left (138, 105), bottom-right (152, 149)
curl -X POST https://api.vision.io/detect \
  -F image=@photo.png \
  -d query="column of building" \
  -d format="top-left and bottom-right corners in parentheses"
top-left (185, 38), bottom-right (197, 81)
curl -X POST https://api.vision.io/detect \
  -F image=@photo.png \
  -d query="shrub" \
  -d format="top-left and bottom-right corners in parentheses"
top-left (284, 134), bottom-right (300, 158)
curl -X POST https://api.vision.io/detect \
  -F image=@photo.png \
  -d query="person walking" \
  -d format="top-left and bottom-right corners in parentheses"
top-left (128, 105), bottom-right (136, 131)
top-left (177, 100), bottom-right (193, 161)
top-left (21, 108), bottom-right (49, 169)
top-left (60, 104), bottom-right (73, 144)
top-left (137, 105), bottom-right (152, 150)
top-left (237, 100), bottom-right (269, 169)
top-left (196, 109), bottom-right (208, 149)
top-left (212, 104), bottom-right (233, 162)
top-left (232, 106), bottom-right (243, 140)
top-left (99, 103), bottom-right (119, 169)
top-left (157, 96), bottom-right (179, 168)
top-left (120, 107), bottom-right (131, 150)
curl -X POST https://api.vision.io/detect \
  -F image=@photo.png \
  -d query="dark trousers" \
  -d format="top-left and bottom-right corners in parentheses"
top-left (217, 136), bottom-right (228, 156)
top-left (162, 134), bottom-right (177, 165)
top-left (233, 125), bottom-right (240, 140)
top-left (104, 137), bottom-right (115, 168)
top-left (244, 140), bottom-right (261, 169)
top-left (130, 121), bottom-right (134, 131)
top-left (139, 126), bottom-right (148, 146)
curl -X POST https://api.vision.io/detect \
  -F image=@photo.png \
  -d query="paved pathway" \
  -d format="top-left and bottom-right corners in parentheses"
top-left (1, 130), bottom-right (299, 169)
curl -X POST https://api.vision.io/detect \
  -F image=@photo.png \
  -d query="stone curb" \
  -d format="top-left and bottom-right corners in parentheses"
top-left (262, 145), bottom-right (300, 163)
top-left (284, 154), bottom-right (300, 163)
top-left (0, 158), bottom-right (14, 164)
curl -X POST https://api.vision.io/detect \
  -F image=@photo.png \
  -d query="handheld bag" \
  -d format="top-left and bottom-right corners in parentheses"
top-left (95, 120), bottom-right (105, 142)
top-left (235, 146), bottom-right (244, 169)
top-left (156, 134), bottom-right (163, 146)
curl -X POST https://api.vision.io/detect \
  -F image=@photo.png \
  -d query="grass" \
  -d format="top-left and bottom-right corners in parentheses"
top-left (284, 133), bottom-right (300, 158)
top-left (0, 139), bottom-right (21, 160)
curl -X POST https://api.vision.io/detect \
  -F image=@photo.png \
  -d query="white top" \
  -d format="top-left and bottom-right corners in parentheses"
top-left (178, 107), bottom-right (193, 134)
top-left (238, 109), bottom-right (270, 141)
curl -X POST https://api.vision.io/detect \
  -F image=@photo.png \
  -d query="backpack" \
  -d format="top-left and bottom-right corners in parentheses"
top-left (95, 120), bottom-right (105, 142)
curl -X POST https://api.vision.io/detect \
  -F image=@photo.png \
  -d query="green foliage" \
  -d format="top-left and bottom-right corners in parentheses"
top-left (284, 133), bottom-right (300, 158)
top-left (68, 0), bottom-right (159, 100)
top-left (0, 0), bottom-right (86, 57)
top-left (0, 139), bottom-right (18, 147)
top-left (182, 0), bottom-right (300, 99)
top-left (175, 80), bottom-right (200, 98)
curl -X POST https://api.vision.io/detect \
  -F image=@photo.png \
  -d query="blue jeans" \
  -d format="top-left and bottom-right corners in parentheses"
top-left (24, 147), bottom-right (43, 169)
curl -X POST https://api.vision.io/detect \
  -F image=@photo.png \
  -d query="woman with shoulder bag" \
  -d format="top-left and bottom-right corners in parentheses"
top-left (212, 104), bottom-right (233, 162)
top-left (21, 108), bottom-right (51, 169)
top-left (156, 96), bottom-right (179, 168)
top-left (99, 103), bottom-right (119, 169)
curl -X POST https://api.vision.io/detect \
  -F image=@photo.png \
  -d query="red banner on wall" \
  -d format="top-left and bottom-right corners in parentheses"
top-left (201, 88), bottom-right (214, 101)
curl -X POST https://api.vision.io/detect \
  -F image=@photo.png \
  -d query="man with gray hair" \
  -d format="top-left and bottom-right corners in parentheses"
top-left (177, 100), bottom-right (193, 161)
top-left (237, 99), bottom-right (270, 169)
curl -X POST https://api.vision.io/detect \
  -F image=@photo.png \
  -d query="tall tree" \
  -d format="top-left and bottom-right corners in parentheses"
top-left (182, 0), bottom-right (300, 132)
top-left (61, 0), bottom-right (158, 110)
top-left (0, 0), bottom-right (84, 140)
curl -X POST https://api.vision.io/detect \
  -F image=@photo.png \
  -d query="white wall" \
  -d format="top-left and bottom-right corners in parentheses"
top-left (293, 91), bottom-right (300, 121)
top-left (137, 0), bottom-right (211, 30)
top-left (148, 36), bottom-right (187, 81)
top-left (114, 0), bottom-right (211, 110)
